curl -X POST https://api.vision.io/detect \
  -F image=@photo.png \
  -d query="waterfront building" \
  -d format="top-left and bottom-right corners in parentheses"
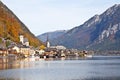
top-left (55, 45), bottom-right (66, 50)
top-left (38, 49), bottom-right (45, 55)
top-left (12, 46), bottom-right (20, 53)
top-left (0, 48), bottom-right (8, 56)
top-left (20, 46), bottom-right (30, 57)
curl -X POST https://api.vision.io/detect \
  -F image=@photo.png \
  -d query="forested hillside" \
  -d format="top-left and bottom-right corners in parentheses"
top-left (0, 1), bottom-right (43, 47)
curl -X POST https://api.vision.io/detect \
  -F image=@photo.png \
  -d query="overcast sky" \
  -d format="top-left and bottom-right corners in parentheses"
top-left (1, 0), bottom-right (120, 35)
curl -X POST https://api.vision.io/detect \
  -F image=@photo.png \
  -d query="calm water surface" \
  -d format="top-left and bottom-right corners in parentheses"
top-left (0, 56), bottom-right (120, 80)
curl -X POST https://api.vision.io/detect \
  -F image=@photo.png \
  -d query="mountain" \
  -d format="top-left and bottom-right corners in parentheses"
top-left (0, 1), bottom-right (43, 47)
top-left (37, 30), bottom-right (67, 42)
top-left (50, 4), bottom-right (120, 50)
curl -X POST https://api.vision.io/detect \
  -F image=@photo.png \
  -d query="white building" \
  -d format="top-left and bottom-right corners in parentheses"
top-left (19, 35), bottom-right (24, 44)
top-left (12, 46), bottom-right (20, 53)
top-left (19, 35), bottom-right (29, 46)
top-left (46, 41), bottom-right (50, 48)
top-left (39, 49), bottom-right (45, 55)
top-left (56, 45), bottom-right (66, 50)
top-left (50, 45), bottom-right (66, 50)
top-left (46, 33), bottom-right (50, 48)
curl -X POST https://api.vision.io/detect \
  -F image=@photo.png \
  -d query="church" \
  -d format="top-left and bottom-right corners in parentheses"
top-left (19, 34), bottom-right (29, 47)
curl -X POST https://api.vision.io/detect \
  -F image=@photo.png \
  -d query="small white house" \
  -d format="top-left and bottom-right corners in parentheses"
top-left (29, 48), bottom-right (35, 55)
top-left (12, 46), bottom-right (20, 53)
top-left (39, 49), bottom-right (45, 55)
top-left (56, 45), bottom-right (66, 50)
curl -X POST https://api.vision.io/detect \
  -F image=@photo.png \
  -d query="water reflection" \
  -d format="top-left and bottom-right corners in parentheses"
top-left (0, 56), bottom-right (120, 80)
top-left (0, 56), bottom-right (120, 70)
top-left (0, 56), bottom-right (19, 70)
top-left (0, 56), bottom-right (69, 70)
top-left (1, 77), bottom-right (120, 80)
top-left (82, 77), bottom-right (120, 80)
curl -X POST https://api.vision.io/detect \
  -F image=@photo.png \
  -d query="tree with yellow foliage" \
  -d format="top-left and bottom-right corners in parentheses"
top-left (39, 45), bottom-right (46, 50)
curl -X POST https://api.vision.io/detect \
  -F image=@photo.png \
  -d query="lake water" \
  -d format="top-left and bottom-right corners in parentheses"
top-left (0, 56), bottom-right (120, 80)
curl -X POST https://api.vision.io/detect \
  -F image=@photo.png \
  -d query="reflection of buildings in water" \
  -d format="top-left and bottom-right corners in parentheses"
top-left (0, 57), bottom-right (20, 70)
top-left (61, 57), bottom-right (66, 61)
top-left (19, 57), bottom-right (45, 69)
top-left (0, 57), bottom-right (8, 70)
top-left (0, 57), bottom-right (68, 70)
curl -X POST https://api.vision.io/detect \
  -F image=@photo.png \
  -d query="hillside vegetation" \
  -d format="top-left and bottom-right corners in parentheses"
top-left (0, 1), bottom-right (43, 47)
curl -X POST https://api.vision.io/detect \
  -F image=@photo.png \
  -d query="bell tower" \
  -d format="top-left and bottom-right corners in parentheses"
top-left (19, 34), bottom-right (24, 44)
top-left (46, 33), bottom-right (50, 48)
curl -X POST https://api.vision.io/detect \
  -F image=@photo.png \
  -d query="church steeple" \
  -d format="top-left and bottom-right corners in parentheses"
top-left (19, 34), bottom-right (24, 44)
top-left (46, 33), bottom-right (50, 48)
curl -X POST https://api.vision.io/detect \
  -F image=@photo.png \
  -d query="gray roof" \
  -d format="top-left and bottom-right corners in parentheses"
top-left (24, 38), bottom-right (28, 43)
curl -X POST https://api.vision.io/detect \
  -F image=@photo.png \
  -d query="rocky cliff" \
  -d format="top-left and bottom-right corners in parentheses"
top-left (46, 4), bottom-right (120, 50)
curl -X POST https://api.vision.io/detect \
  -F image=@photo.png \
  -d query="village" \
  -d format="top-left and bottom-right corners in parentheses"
top-left (0, 34), bottom-right (94, 59)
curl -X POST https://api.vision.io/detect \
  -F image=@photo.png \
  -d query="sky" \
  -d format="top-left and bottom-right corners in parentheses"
top-left (1, 0), bottom-right (120, 36)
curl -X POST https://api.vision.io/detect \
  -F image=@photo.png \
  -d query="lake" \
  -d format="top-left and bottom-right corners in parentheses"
top-left (0, 56), bottom-right (120, 80)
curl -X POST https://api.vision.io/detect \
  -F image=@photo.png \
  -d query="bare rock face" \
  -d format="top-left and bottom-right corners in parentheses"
top-left (42, 4), bottom-right (120, 50)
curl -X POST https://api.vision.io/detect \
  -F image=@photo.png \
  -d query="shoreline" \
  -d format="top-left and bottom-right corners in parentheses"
top-left (94, 51), bottom-right (120, 56)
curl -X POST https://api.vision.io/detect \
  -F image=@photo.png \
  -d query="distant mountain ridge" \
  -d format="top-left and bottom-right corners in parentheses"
top-left (0, 1), bottom-right (43, 47)
top-left (37, 30), bottom-right (67, 42)
top-left (38, 4), bottom-right (120, 50)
